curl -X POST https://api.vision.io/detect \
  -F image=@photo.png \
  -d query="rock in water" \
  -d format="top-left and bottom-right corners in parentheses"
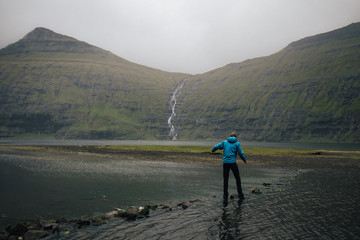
top-left (251, 187), bottom-right (262, 194)
top-left (230, 194), bottom-right (238, 199)
top-left (24, 230), bottom-right (49, 240)
top-left (6, 223), bottom-right (28, 236)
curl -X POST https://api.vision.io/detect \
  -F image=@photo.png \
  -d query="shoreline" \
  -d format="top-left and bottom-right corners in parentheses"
top-left (1, 144), bottom-right (359, 168)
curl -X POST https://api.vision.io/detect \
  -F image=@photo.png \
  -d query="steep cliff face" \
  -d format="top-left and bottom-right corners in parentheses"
top-left (173, 23), bottom-right (360, 142)
top-left (0, 28), bottom-right (189, 139)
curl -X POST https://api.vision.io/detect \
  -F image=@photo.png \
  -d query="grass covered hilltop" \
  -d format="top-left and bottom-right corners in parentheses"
top-left (3, 145), bottom-right (360, 168)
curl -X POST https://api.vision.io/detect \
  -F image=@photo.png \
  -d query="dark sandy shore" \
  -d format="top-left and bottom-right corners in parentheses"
top-left (4, 145), bottom-right (360, 168)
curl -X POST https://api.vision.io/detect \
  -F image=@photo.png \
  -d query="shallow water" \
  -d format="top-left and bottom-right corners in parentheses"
top-left (0, 148), bottom-right (293, 227)
top-left (46, 168), bottom-right (360, 240)
top-left (1, 148), bottom-right (359, 239)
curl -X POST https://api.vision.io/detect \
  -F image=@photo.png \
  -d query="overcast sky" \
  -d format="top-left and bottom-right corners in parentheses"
top-left (1, 0), bottom-right (360, 74)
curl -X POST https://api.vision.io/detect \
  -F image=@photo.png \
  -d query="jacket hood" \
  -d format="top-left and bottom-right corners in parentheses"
top-left (227, 137), bottom-right (238, 143)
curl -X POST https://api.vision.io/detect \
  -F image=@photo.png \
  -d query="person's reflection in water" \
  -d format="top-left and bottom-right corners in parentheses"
top-left (219, 199), bottom-right (244, 239)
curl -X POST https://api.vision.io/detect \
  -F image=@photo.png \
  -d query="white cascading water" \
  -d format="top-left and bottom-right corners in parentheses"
top-left (168, 78), bottom-right (189, 140)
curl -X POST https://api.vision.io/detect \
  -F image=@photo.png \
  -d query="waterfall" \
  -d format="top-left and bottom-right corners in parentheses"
top-left (168, 78), bottom-right (189, 140)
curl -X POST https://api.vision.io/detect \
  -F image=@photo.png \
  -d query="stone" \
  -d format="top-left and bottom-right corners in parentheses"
top-left (181, 202), bottom-right (191, 209)
top-left (6, 223), bottom-right (28, 236)
top-left (91, 215), bottom-right (107, 225)
top-left (79, 220), bottom-right (91, 227)
top-left (106, 210), bottom-right (119, 217)
top-left (23, 230), bottom-right (49, 240)
top-left (43, 223), bottom-right (58, 231)
top-left (117, 208), bottom-right (139, 221)
top-left (91, 218), bottom-right (107, 226)
top-left (263, 182), bottom-right (271, 187)
top-left (138, 206), bottom-right (150, 216)
top-left (230, 194), bottom-right (238, 199)
top-left (0, 232), bottom-right (9, 240)
top-left (149, 204), bottom-right (158, 210)
top-left (126, 208), bottom-right (138, 214)
top-left (157, 204), bottom-right (170, 209)
top-left (164, 207), bottom-right (172, 212)
top-left (56, 217), bottom-right (67, 224)
top-left (251, 187), bottom-right (262, 194)
top-left (27, 220), bottom-right (42, 231)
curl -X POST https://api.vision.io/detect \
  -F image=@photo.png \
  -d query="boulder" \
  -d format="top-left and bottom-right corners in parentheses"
top-left (69, 219), bottom-right (91, 228)
top-left (23, 230), bottom-right (49, 240)
top-left (138, 206), bottom-right (150, 216)
top-left (230, 194), bottom-right (238, 199)
top-left (251, 187), bottom-right (262, 194)
top-left (178, 202), bottom-right (191, 209)
top-left (117, 210), bottom-right (137, 221)
top-left (43, 223), bottom-right (58, 232)
top-left (0, 232), bottom-right (9, 240)
top-left (92, 218), bottom-right (107, 226)
top-left (157, 204), bottom-right (170, 210)
top-left (164, 207), bottom-right (172, 212)
top-left (6, 223), bottom-right (28, 236)
top-left (106, 210), bottom-right (119, 217)
top-left (27, 220), bottom-right (42, 231)
top-left (149, 204), bottom-right (158, 210)
top-left (56, 217), bottom-right (67, 224)
top-left (91, 215), bottom-right (107, 226)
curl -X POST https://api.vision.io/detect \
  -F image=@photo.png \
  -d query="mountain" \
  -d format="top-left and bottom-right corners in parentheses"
top-left (1, 24), bottom-right (359, 142)
top-left (172, 23), bottom-right (360, 142)
top-left (0, 27), bottom-right (190, 139)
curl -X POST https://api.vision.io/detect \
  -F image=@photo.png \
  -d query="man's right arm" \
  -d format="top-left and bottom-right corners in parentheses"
top-left (212, 141), bottom-right (224, 152)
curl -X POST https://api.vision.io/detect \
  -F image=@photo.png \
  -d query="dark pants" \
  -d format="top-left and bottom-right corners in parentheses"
top-left (223, 163), bottom-right (243, 198)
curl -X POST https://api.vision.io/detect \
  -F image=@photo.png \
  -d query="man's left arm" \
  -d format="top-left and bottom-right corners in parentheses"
top-left (237, 144), bottom-right (246, 163)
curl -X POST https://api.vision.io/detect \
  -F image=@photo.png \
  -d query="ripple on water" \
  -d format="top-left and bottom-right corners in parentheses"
top-left (45, 167), bottom-right (360, 240)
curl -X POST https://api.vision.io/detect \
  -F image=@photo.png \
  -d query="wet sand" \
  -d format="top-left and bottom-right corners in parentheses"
top-left (4, 145), bottom-right (359, 168)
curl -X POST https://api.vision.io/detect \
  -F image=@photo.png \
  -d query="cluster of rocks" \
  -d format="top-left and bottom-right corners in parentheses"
top-left (2, 183), bottom-right (292, 239)
top-left (176, 199), bottom-right (202, 209)
top-left (0, 199), bottom-right (203, 239)
top-left (1, 221), bottom-right (49, 240)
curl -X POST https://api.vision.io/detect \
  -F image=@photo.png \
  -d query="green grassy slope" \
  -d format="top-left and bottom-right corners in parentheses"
top-left (174, 23), bottom-right (360, 142)
top-left (0, 28), bottom-right (189, 139)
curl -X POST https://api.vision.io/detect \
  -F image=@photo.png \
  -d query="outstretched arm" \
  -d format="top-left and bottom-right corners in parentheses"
top-left (211, 142), bottom-right (224, 152)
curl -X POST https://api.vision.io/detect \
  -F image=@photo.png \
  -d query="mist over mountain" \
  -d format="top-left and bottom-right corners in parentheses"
top-left (0, 24), bottom-right (359, 142)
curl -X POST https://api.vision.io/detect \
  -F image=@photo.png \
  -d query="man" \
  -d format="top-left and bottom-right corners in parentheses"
top-left (212, 132), bottom-right (246, 201)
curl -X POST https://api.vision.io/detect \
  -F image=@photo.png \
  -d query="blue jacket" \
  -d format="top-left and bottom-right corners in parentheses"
top-left (212, 137), bottom-right (246, 164)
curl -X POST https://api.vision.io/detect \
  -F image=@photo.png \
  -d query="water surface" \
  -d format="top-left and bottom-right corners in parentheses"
top-left (46, 167), bottom-right (360, 240)
top-left (0, 148), bottom-right (293, 228)
top-left (1, 141), bottom-right (359, 239)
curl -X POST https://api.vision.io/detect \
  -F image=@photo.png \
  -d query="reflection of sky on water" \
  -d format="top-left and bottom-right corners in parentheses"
top-left (0, 148), bottom-right (296, 227)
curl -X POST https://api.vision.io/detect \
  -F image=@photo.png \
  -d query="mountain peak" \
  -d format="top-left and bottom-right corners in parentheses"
top-left (286, 22), bottom-right (360, 50)
top-left (22, 27), bottom-right (75, 41)
top-left (0, 27), bottom-right (104, 55)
